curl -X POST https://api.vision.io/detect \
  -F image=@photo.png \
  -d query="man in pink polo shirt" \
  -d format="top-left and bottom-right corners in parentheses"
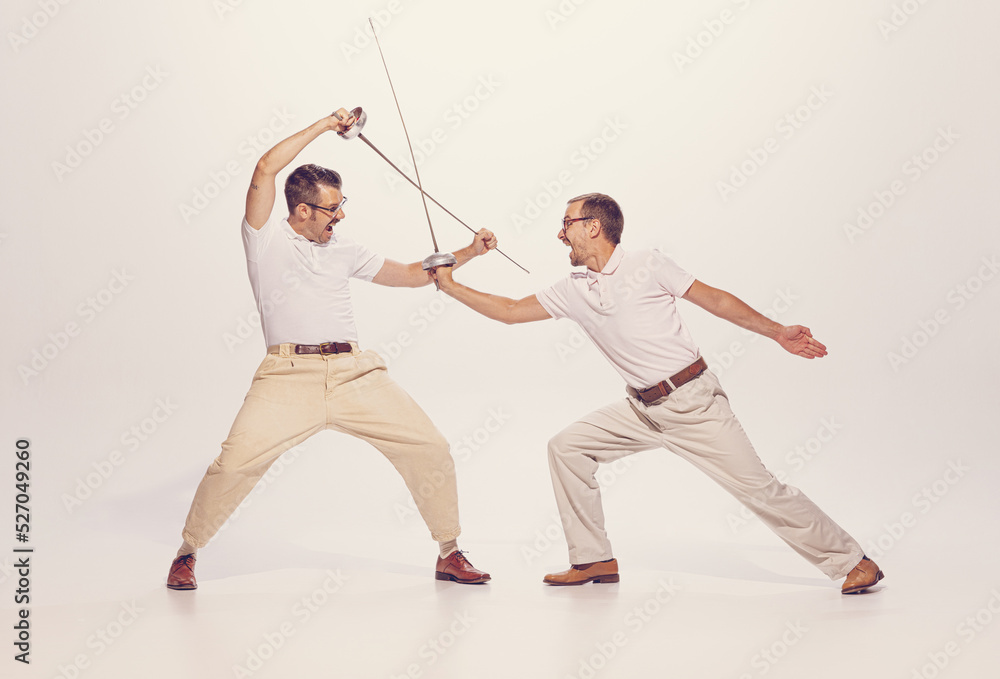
top-left (429, 192), bottom-right (883, 595)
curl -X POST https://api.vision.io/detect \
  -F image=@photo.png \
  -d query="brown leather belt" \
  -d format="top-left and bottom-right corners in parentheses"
top-left (268, 342), bottom-right (354, 356)
top-left (634, 357), bottom-right (708, 404)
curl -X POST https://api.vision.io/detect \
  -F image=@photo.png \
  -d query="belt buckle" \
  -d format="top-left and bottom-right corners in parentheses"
top-left (319, 342), bottom-right (336, 356)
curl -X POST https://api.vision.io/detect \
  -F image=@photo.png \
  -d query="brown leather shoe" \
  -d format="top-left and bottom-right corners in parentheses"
top-left (544, 558), bottom-right (620, 585)
top-left (435, 550), bottom-right (491, 584)
top-left (166, 554), bottom-right (197, 590)
top-left (841, 556), bottom-right (884, 594)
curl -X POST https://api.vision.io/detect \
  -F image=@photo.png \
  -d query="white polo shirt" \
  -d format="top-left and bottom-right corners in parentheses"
top-left (241, 215), bottom-right (385, 347)
top-left (535, 246), bottom-right (700, 389)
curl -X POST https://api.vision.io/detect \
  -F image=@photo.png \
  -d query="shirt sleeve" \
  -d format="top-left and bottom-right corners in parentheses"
top-left (350, 241), bottom-right (387, 282)
top-left (650, 250), bottom-right (696, 297)
top-left (535, 277), bottom-right (573, 320)
top-left (241, 214), bottom-right (275, 263)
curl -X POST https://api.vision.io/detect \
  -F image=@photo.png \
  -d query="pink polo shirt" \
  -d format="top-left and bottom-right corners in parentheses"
top-left (535, 246), bottom-right (700, 389)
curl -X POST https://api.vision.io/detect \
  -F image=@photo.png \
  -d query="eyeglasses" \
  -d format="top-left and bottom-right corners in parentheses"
top-left (303, 196), bottom-right (348, 216)
top-left (561, 216), bottom-right (593, 230)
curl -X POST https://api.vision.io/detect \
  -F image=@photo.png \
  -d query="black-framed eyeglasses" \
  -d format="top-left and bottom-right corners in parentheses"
top-left (561, 216), bottom-right (593, 229)
top-left (303, 196), bottom-right (348, 216)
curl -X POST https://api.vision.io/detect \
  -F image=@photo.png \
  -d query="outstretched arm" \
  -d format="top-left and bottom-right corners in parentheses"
top-left (428, 265), bottom-right (551, 324)
top-left (683, 280), bottom-right (828, 359)
top-left (372, 228), bottom-right (498, 288)
top-left (244, 109), bottom-right (357, 230)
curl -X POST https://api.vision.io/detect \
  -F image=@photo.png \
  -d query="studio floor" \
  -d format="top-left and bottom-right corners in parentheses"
top-left (14, 523), bottom-right (999, 679)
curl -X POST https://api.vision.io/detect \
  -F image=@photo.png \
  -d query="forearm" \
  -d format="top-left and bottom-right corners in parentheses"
top-left (440, 280), bottom-right (523, 324)
top-left (256, 117), bottom-right (335, 177)
top-left (708, 289), bottom-right (783, 339)
top-left (451, 243), bottom-right (480, 270)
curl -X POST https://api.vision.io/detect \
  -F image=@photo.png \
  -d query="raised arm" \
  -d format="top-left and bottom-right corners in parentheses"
top-left (372, 228), bottom-right (498, 288)
top-left (682, 279), bottom-right (828, 359)
top-left (428, 265), bottom-right (551, 324)
top-left (244, 109), bottom-right (356, 229)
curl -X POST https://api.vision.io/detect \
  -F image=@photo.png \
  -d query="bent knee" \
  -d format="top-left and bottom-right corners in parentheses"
top-left (547, 429), bottom-right (578, 459)
top-left (423, 434), bottom-right (455, 467)
top-left (207, 449), bottom-right (271, 476)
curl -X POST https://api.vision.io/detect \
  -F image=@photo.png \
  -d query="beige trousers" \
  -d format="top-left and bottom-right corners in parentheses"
top-left (182, 345), bottom-right (461, 548)
top-left (547, 370), bottom-right (863, 579)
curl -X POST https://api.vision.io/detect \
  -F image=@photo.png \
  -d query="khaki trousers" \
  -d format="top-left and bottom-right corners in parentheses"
top-left (182, 345), bottom-right (461, 548)
top-left (547, 370), bottom-right (863, 579)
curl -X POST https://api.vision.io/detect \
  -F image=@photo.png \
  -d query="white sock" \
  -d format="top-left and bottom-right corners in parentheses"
top-left (438, 539), bottom-right (458, 559)
top-left (176, 541), bottom-right (197, 559)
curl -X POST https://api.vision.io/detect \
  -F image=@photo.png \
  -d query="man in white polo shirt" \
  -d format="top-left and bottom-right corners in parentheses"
top-left (166, 109), bottom-right (493, 589)
top-left (429, 192), bottom-right (884, 595)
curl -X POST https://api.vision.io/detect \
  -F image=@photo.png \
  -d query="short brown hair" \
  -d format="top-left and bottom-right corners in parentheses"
top-left (285, 164), bottom-right (342, 213)
top-left (567, 193), bottom-right (624, 245)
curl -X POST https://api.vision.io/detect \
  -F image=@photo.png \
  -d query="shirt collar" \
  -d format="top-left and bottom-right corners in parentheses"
top-left (586, 245), bottom-right (625, 282)
top-left (282, 218), bottom-right (335, 246)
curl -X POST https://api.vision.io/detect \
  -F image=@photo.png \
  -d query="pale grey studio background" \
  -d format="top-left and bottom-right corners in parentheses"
top-left (2, 1), bottom-right (999, 678)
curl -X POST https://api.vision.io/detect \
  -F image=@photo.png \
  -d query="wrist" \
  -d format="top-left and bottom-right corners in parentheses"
top-left (438, 274), bottom-right (460, 295)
